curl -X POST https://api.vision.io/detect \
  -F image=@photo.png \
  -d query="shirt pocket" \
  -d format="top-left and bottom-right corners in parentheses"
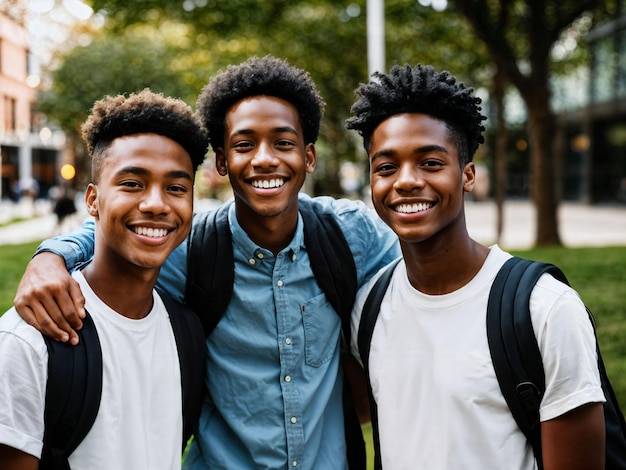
top-left (301, 293), bottom-right (341, 367)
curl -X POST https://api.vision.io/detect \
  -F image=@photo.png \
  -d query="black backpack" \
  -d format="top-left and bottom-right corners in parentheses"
top-left (358, 256), bottom-right (626, 470)
top-left (184, 197), bottom-right (366, 469)
top-left (40, 289), bottom-right (206, 470)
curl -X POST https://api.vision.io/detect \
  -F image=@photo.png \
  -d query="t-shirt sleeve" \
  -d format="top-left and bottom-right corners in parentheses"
top-left (0, 309), bottom-right (48, 458)
top-left (531, 276), bottom-right (606, 421)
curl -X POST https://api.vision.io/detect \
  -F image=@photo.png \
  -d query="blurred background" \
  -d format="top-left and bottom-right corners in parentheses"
top-left (1, 0), bottom-right (625, 247)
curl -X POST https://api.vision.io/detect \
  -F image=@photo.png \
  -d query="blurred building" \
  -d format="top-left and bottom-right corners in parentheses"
top-left (0, 7), bottom-right (64, 202)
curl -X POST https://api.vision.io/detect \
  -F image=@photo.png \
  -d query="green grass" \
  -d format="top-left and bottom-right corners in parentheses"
top-left (0, 241), bottom-right (41, 314)
top-left (1, 243), bottom-right (624, 470)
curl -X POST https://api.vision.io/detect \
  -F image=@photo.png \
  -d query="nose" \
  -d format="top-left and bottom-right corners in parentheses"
top-left (251, 142), bottom-right (280, 168)
top-left (139, 185), bottom-right (170, 214)
top-left (393, 164), bottom-right (424, 192)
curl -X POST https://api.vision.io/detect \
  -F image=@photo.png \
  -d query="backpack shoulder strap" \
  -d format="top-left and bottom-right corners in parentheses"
top-left (356, 258), bottom-right (401, 470)
top-left (299, 198), bottom-right (364, 469)
top-left (41, 312), bottom-right (102, 470)
top-left (299, 198), bottom-right (357, 343)
top-left (486, 256), bottom-right (569, 469)
top-left (357, 259), bottom-right (401, 370)
top-left (184, 202), bottom-right (234, 336)
top-left (159, 288), bottom-right (207, 450)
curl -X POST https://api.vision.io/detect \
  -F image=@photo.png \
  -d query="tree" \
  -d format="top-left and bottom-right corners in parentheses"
top-left (448, 0), bottom-right (614, 246)
top-left (76, 0), bottom-right (488, 196)
top-left (37, 27), bottom-right (213, 186)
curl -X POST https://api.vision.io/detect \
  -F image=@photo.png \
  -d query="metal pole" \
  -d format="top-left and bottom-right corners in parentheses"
top-left (367, 0), bottom-right (385, 78)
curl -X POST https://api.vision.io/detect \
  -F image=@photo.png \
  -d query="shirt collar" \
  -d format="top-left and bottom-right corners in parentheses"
top-left (227, 202), bottom-right (303, 263)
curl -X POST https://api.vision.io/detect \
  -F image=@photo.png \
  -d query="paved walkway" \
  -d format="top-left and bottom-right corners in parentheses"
top-left (0, 199), bottom-right (625, 249)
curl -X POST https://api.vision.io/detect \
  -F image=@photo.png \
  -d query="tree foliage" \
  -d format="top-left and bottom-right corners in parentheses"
top-left (44, 0), bottom-right (485, 195)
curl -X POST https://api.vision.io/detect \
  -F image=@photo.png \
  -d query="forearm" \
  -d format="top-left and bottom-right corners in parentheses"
top-left (35, 219), bottom-right (96, 271)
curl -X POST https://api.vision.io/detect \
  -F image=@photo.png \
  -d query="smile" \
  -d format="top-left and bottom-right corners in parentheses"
top-left (133, 226), bottom-right (169, 238)
top-left (251, 178), bottom-right (285, 189)
top-left (394, 202), bottom-right (434, 214)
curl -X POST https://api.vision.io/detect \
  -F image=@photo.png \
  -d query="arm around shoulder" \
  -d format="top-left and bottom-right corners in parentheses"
top-left (14, 251), bottom-right (85, 344)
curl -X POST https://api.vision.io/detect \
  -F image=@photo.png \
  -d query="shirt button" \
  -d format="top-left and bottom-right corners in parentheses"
top-left (285, 338), bottom-right (292, 345)
top-left (290, 416), bottom-right (297, 424)
top-left (277, 280), bottom-right (284, 287)
top-left (285, 375), bottom-right (292, 382)
top-left (291, 253), bottom-right (297, 262)
top-left (292, 461), bottom-right (297, 467)
top-left (248, 258), bottom-right (256, 265)
top-left (257, 253), bottom-right (264, 259)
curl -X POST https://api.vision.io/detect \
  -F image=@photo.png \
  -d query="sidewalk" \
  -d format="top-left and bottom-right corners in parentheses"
top-left (465, 200), bottom-right (626, 250)
top-left (0, 199), bottom-right (625, 248)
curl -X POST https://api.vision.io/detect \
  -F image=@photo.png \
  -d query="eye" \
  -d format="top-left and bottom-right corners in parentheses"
top-left (275, 139), bottom-right (295, 149)
top-left (119, 180), bottom-right (142, 189)
top-left (373, 162), bottom-right (396, 174)
top-left (422, 159), bottom-right (444, 169)
top-left (167, 184), bottom-right (189, 194)
top-left (233, 141), bottom-right (254, 151)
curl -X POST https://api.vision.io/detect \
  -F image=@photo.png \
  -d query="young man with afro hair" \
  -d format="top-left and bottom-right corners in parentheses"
top-left (0, 89), bottom-right (208, 469)
top-left (14, 57), bottom-right (400, 469)
top-left (346, 64), bottom-right (606, 469)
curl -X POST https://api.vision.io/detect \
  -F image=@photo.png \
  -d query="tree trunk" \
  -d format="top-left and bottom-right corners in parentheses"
top-left (526, 89), bottom-right (562, 246)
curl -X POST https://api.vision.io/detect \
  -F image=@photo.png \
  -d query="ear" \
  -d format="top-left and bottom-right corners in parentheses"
top-left (305, 143), bottom-right (317, 174)
top-left (85, 183), bottom-right (99, 218)
top-left (462, 162), bottom-right (476, 193)
top-left (215, 148), bottom-right (228, 176)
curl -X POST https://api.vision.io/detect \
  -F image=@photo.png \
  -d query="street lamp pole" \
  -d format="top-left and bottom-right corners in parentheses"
top-left (367, 0), bottom-right (385, 78)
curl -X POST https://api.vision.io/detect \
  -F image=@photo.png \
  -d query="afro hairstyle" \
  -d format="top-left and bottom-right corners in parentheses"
top-left (346, 64), bottom-right (486, 166)
top-left (196, 55), bottom-right (325, 151)
top-left (81, 88), bottom-right (208, 181)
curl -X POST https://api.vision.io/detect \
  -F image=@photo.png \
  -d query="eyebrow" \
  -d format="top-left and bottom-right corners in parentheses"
top-left (231, 126), bottom-right (300, 137)
top-left (370, 144), bottom-right (449, 162)
top-left (115, 166), bottom-right (193, 181)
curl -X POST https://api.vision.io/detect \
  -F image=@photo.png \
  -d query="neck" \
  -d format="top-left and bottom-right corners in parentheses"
top-left (235, 204), bottom-right (299, 256)
top-left (401, 230), bottom-right (490, 295)
top-left (82, 257), bottom-right (158, 320)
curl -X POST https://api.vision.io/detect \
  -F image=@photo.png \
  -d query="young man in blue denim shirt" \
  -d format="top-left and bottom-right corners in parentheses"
top-left (14, 56), bottom-right (399, 469)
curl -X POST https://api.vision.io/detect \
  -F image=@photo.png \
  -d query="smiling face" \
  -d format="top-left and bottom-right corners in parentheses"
top-left (216, 95), bottom-right (316, 228)
top-left (369, 113), bottom-right (475, 245)
top-left (86, 133), bottom-right (194, 272)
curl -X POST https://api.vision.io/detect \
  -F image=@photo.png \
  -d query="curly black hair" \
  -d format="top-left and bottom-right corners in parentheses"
top-left (81, 88), bottom-right (208, 182)
top-left (345, 64), bottom-right (486, 166)
top-left (196, 55), bottom-right (326, 151)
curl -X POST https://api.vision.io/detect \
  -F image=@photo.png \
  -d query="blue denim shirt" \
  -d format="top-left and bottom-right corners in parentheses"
top-left (38, 194), bottom-right (400, 470)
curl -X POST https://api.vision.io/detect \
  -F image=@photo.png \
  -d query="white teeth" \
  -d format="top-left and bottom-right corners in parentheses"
top-left (251, 178), bottom-right (284, 189)
top-left (395, 203), bottom-right (433, 214)
top-left (134, 227), bottom-right (168, 238)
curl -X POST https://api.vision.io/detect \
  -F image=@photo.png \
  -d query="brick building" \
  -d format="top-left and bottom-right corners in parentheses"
top-left (0, 7), bottom-right (63, 202)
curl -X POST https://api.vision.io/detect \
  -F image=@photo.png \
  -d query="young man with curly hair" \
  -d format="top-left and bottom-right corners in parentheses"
top-left (14, 57), bottom-right (400, 469)
top-left (0, 89), bottom-right (208, 469)
top-left (346, 64), bottom-right (606, 469)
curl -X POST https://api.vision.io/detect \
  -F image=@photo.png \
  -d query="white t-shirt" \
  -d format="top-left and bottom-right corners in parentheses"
top-left (350, 246), bottom-right (605, 470)
top-left (0, 270), bottom-right (183, 469)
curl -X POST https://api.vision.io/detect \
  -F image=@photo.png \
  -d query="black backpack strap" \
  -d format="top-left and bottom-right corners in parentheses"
top-left (184, 203), bottom-right (234, 336)
top-left (357, 259), bottom-right (401, 470)
top-left (486, 257), bottom-right (548, 468)
top-left (299, 198), bottom-right (358, 344)
top-left (159, 289), bottom-right (207, 450)
top-left (299, 198), bottom-right (363, 469)
top-left (41, 312), bottom-right (102, 470)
